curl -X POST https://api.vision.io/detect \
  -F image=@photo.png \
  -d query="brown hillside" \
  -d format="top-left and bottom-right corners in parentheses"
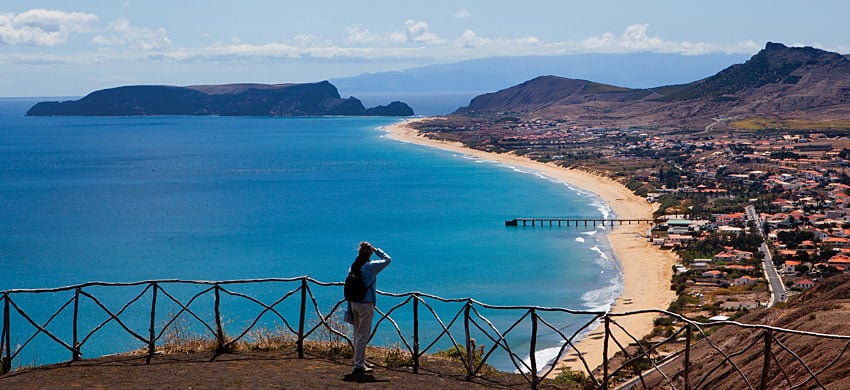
top-left (454, 42), bottom-right (850, 130)
top-left (645, 274), bottom-right (850, 389)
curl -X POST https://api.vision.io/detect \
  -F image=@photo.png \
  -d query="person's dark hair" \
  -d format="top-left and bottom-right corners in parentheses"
top-left (354, 241), bottom-right (373, 267)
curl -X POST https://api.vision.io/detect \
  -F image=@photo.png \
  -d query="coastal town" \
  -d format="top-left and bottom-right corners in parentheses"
top-left (410, 115), bottom-right (850, 323)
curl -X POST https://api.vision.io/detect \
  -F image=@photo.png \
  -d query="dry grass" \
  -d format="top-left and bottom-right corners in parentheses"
top-left (731, 117), bottom-right (850, 130)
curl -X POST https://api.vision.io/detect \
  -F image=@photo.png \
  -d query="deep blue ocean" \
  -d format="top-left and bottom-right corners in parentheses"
top-left (0, 98), bottom-right (621, 370)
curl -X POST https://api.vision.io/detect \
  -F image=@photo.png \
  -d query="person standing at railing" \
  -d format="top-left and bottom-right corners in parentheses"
top-left (343, 241), bottom-right (391, 382)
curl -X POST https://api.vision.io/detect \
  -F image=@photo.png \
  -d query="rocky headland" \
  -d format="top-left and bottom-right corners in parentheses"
top-left (26, 80), bottom-right (414, 117)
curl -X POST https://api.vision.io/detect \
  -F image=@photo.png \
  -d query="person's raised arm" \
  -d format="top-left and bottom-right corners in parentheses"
top-left (371, 246), bottom-right (391, 271)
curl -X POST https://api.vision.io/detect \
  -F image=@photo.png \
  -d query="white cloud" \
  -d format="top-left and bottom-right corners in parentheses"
top-left (0, 9), bottom-right (98, 46)
top-left (1, 21), bottom-right (763, 68)
top-left (454, 8), bottom-right (471, 19)
top-left (403, 19), bottom-right (444, 44)
top-left (346, 20), bottom-right (444, 45)
top-left (577, 24), bottom-right (759, 55)
top-left (92, 18), bottom-right (172, 51)
top-left (345, 24), bottom-right (384, 44)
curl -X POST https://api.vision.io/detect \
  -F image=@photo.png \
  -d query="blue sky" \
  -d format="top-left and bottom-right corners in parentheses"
top-left (2, 1), bottom-right (849, 96)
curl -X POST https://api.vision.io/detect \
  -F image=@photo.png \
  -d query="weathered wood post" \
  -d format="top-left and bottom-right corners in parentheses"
top-left (759, 329), bottom-right (772, 390)
top-left (684, 324), bottom-right (692, 390)
top-left (413, 294), bottom-right (420, 374)
top-left (464, 299), bottom-right (474, 380)
top-left (530, 308), bottom-right (539, 389)
top-left (72, 287), bottom-right (81, 362)
top-left (2, 293), bottom-right (10, 374)
top-left (602, 315), bottom-right (610, 387)
top-left (146, 283), bottom-right (158, 364)
top-left (297, 277), bottom-right (307, 359)
top-left (214, 284), bottom-right (226, 355)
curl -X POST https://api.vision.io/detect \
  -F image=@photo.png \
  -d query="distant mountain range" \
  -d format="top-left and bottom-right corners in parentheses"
top-left (453, 43), bottom-right (850, 129)
top-left (331, 53), bottom-right (749, 115)
top-left (26, 81), bottom-right (414, 117)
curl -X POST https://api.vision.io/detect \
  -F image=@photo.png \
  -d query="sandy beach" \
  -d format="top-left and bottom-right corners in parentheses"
top-left (381, 118), bottom-right (678, 375)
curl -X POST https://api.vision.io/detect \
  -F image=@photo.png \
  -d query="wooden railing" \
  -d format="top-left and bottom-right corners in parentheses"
top-left (2, 277), bottom-right (849, 389)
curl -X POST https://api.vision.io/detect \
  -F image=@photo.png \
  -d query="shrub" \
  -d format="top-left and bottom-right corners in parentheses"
top-left (383, 344), bottom-right (414, 368)
top-left (554, 367), bottom-right (596, 389)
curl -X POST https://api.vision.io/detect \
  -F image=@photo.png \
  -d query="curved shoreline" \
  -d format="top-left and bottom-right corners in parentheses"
top-left (381, 118), bottom-right (677, 375)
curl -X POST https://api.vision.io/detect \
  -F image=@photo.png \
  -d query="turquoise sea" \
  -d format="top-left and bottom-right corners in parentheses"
top-left (0, 98), bottom-right (621, 370)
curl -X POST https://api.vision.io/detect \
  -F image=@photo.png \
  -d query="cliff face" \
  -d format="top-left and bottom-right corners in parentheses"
top-left (26, 81), bottom-right (414, 117)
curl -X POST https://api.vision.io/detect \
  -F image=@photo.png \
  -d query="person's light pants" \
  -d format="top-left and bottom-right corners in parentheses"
top-left (351, 301), bottom-right (375, 369)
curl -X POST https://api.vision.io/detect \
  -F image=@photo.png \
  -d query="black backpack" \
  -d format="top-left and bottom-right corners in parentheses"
top-left (344, 262), bottom-right (368, 301)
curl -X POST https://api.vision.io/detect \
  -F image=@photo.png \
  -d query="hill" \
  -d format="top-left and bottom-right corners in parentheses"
top-left (331, 53), bottom-right (748, 116)
top-left (452, 43), bottom-right (850, 129)
top-left (25, 81), bottom-right (414, 117)
top-left (644, 273), bottom-right (850, 388)
top-left (331, 53), bottom-right (749, 93)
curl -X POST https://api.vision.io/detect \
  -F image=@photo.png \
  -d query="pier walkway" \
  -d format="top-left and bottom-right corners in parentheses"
top-left (505, 217), bottom-right (655, 227)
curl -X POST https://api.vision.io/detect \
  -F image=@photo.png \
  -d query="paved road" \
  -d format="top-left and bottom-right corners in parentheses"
top-left (745, 204), bottom-right (786, 306)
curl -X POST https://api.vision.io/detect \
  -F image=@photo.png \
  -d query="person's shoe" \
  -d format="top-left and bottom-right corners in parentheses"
top-left (343, 367), bottom-right (374, 383)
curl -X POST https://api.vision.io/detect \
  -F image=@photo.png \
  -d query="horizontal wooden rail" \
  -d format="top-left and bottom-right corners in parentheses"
top-left (2, 278), bottom-right (848, 389)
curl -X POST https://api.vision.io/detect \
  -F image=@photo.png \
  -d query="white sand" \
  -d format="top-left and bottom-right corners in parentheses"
top-left (381, 118), bottom-right (678, 375)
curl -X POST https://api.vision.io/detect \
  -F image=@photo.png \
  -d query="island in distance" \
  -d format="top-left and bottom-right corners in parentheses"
top-left (26, 80), bottom-right (414, 117)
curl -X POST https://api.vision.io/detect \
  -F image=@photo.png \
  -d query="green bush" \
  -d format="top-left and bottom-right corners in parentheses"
top-left (554, 367), bottom-right (596, 389)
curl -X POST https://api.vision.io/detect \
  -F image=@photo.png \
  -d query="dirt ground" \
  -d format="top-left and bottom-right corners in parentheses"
top-left (0, 348), bottom-right (565, 389)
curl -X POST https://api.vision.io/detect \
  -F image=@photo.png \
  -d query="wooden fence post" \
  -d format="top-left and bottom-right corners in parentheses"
top-left (530, 308), bottom-right (539, 389)
top-left (297, 277), bottom-right (307, 359)
top-left (214, 284), bottom-right (226, 354)
top-left (464, 300), bottom-right (474, 380)
top-left (146, 283), bottom-right (158, 364)
top-left (72, 288), bottom-right (81, 362)
top-left (1, 293), bottom-right (10, 374)
top-left (684, 324), bottom-right (692, 390)
top-left (413, 294), bottom-right (420, 374)
top-left (602, 315), bottom-right (610, 387)
top-left (760, 329), bottom-right (772, 390)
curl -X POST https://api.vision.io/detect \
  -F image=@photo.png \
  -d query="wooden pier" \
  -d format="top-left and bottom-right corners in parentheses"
top-left (505, 217), bottom-right (655, 227)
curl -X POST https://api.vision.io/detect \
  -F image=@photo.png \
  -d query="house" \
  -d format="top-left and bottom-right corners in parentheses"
top-left (715, 212), bottom-right (746, 226)
top-left (691, 261), bottom-right (710, 270)
top-left (718, 226), bottom-right (744, 236)
top-left (822, 236), bottom-right (850, 248)
top-left (733, 276), bottom-right (758, 286)
top-left (726, 265), bottom-right (756, 273)
top-left (667, 219), bottom-right (693, 235)
top-left (721, 300), bottom-right (760, 310)
top-left (714, 251), bottom-right (739, 263)
top-left (795, 279), bottom-right (815, 289)
top-left (665, 234), bottom-right (695, 245)
top-left (734, 250), bottom-right (754, 261)
top-left (784, 260), bottom-right (801, 274)
top-left (827, 254), bottom-right (850, 271)
top-left (702, 270), bottom-right (726, 279)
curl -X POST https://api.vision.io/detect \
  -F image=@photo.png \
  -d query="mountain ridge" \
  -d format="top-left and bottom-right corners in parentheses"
top-left (26, 81), bottom-right (414, 117)
top-left (453, 42), bottom-right (850, 129)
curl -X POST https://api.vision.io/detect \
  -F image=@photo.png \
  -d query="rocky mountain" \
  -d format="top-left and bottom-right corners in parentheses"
top-left (454, 42), bottom-right (850, 129)
top-left (26, 81), bottom-right (414, 117)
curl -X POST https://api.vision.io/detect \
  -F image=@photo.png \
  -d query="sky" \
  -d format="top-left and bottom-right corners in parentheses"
top-left (2, 1), bottom-right (850, 97)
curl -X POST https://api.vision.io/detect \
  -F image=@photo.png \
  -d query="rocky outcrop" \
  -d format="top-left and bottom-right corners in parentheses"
top-left (26, 81), bottom-right (414, 117)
